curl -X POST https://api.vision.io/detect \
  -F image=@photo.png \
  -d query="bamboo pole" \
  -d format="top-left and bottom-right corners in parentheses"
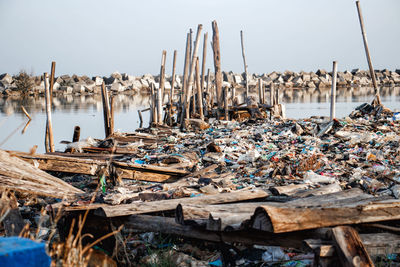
top-left (201, 33), bottom-right (208, 95)
top-left (212, 21), bottom-right (223, 114)
top-left (169, 50), bottom-right (177, 125)
top-left (110, 96), bottom-right (114, 133)
top-left (158, 50), bottom-right (167, 124)
top-left (195, 57), bottom-right (204, 120)
top-left (184, 24), bottom-right (203, 120)
top-left (330, 61), bottom-right (338, 121)
top-left (179, 33), bottom-right (191, 126)
top-left (49, 61), bottom-right (56, 105)
top-left (240, 30), bottom-right (249, 99)
top-left (101, 82), bottom-right (112, 137)
top-left (356, 0), bottom-right (380, 105)
top-left (44, 73), bottom-right (55, 153)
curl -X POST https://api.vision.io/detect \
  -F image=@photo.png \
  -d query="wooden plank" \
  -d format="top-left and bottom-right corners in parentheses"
top-left (332, 226), bottom-right (374, 267)
top-left (305, 233), bottom-right (400, 257)
top-left (120, 215), bottom-right (330, 249)
top-left (61, 188), bottom-right (269, 217)
top-left (251, 197), bottom-right (399, 233)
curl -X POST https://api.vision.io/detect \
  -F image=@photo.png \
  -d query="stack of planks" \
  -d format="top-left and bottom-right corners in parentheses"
top-left (58, 186), bottom-right (400, 265)
top-left (0, 150), bottom-right (83, 200)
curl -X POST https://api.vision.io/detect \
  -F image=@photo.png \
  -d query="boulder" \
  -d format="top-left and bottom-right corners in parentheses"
top-left (292, 76), bottom-right (303, 87)
top-left (111, 71), bottom-right (122, 80)
top-left (104, 76), bottom-right (118, 85)
top-left (73, 84), bottom-right (85, 93)
top-left (315, 69), bottom-right (327, 76)
top-left (306, 81), bottom-right (317, 88)
top-left (396, 69), bottom-right (400, 75)
top-left (60, 86), bottom-right (73, 94)
top-left (111, 83), bottom-right (124, 92)
top-left (131, 80), bottom-right (142, 90)
top-left (0, 73), bottom-right (12, 84)
top-left (301, 73), bottom-right (311, 82)
top-left (269, 72), bottom-right (279, 81)
top-left (222, 71), bottom-right (234, 83)
top-left (92, 76), bottom-right (103, 86)
top-left (233, 74), bottom-right (242, 84)
top-left (140, 79), bottom-right (149, 88)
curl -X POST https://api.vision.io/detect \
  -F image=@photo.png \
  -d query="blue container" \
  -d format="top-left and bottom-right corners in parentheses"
top-left (0, 237), bottom-right (51, 267)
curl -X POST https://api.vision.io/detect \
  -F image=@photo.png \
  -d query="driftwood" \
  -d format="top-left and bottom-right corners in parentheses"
top-left (0, 150), bottom-right (82, 199)
top-left (12, 151), bottom-right (187, 182)
top-left (61, 188), bottom-right (269, 217)
top-left (250, 195), bottom-right (399, 233)
top-left (332, 226), bottom-right (374, 267)
top-left (121, 215), bottom-right (331, 249)
top-left (304, 232), bottom-right (400, 257)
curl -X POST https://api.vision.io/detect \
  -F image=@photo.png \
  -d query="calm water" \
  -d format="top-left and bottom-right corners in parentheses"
top-left (0, 87), bottom-right (398, 153)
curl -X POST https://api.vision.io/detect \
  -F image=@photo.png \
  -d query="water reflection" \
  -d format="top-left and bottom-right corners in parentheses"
top-left (0, 87), bottom-right (398, 153)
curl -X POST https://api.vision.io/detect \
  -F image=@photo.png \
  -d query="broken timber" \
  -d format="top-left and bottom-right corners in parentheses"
top-left (10, 151), bottom-right (188, 182)
top-left (0, 150), bottom-right (82, 200)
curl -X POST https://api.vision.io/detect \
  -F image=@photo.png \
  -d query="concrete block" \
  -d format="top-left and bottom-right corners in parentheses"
top-left (0, 73), bottom-right (13, 84)
top-left (92, 76), bottom-right (103, 86)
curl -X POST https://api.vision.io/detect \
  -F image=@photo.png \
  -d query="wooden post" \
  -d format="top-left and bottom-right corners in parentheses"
top-left (158, 50), bottom-right (167, 124)
top-left (189, 28), bottom-right (193, 66)
top-left (110, 96), bottom-right (114, 133)
top-left (240, 30), bottom-right (249, 99)
top-left (224, 86), bottom-right (229, 120)
top-left (150, 83), bottom-right (157, 125)
top-left (201, 33), bottom-right (208, 96)
top-left (195, 57), bottom-right (204, 120)
top-left (179, 33), bottom-right (191, 126)
top-left (44, 73), bottom-right (55, 153)
top-left (356, 1), bottom-right (380, 105)
top-left (212, 21), bottom-right (223, 114)
top-left (275, 87), bottom-right (280, 105)
top-left (330, 61), bottom-right (338, 121)
top-left (169, 50), bottom-right (177, 125)
top-left (101, 82), bottom-right (112, 137)
top-left (65, 126), bottom-right (81, 153)
top-left (270, 83), bottom-right (274, 106)
top-left (231, 87), bottom-right (236, 107)
top-left (206, 68), bottom-right (211, 115)
top-left (49, 61), bottom-right (56, 105)
top-left (258, 78), bottom-right (263, 104)
top-left (184, 24), bottom-right (203, 120)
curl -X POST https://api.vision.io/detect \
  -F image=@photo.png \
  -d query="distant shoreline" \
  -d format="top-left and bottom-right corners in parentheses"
top-left (1, 69), bottom-right (399, 97)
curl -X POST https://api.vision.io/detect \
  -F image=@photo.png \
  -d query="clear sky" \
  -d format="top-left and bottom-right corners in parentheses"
top-left (0, 0), bottom-right (399, 77)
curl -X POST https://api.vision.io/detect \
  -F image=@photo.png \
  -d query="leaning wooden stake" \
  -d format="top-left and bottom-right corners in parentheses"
top-left (158, 50), bottom-right (167, 124)
top-left (356, 0), bottom-right (380, 105)
top-left (332, 226), bottom-right (374, 267)
top-left (206, 68), bottom-right (211, 115)
top-left (179, 33), bottom-right (191, 127)
top-left (224, 86), bottom-right (229, 120)
top-left (49, 61), bottom-right (56, 105)
top-left (169, 50), bottom-right (177, 125)
top-left (101, 82), bottom-right (112, 137)
top-left (184, 24), bottom-right (203, 120)
top-left (110, 96), bottom-right (115, 133)
top-left (200, 33), bottom-right (208, 96)
top-left (195, 57), bottom-right (204, 120)
top-left (212, 21), bottom-right (223, 115)
top-left (240, 30), bottom-right (249, 99)
top-left (138, 110), bottom-right (143, 128)
top-left (330, 61), bottom-right (338, 121)
top-left (44, 73), bottom-right (55, 153)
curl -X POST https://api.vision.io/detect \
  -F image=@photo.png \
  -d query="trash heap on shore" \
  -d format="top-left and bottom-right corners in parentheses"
top-left (1, 101), bottom-right (400, 266)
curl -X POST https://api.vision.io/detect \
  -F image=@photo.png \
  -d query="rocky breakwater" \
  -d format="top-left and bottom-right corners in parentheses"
top-left (1, 69), bottom-right (399, 97)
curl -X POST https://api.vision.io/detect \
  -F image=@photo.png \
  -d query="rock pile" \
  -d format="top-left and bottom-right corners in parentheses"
top-left (1, 69), bottom-right (400, 96)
